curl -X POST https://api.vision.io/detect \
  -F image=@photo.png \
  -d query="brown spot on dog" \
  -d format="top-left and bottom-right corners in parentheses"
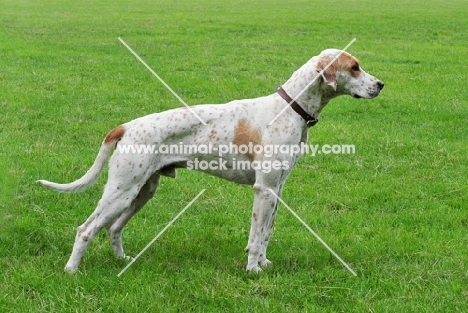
top-left (104, 125), bottom-right (125, 144)
top-left (316, 52), bottom-right (361, 89)
top-left (233, 119), bottom-right (262, 160)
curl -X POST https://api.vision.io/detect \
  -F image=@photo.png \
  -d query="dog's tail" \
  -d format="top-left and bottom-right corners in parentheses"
top-left (37, 125), bottom-right (126, 193)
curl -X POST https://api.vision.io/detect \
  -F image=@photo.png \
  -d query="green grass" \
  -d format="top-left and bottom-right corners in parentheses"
top-left (1, 0), bottom-right (468, 311)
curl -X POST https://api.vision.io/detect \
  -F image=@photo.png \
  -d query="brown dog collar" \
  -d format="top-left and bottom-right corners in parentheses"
top-left (276, 86), bottom-right (318, 127)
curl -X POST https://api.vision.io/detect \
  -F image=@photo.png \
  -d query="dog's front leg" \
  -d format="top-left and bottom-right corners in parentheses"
top-left (257, 183), bottom-right (284, 268)
top-left (245, 182), bottom-right (280, 272)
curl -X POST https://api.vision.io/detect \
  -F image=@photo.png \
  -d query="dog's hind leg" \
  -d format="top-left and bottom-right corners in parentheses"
top-left (106, 172), bottom-right (160, 259)
top-left (64, 179), bottom-right (144, 273)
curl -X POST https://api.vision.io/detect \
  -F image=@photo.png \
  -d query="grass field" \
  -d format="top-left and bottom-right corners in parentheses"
top-left (1, 0), bottom-right (467, 311)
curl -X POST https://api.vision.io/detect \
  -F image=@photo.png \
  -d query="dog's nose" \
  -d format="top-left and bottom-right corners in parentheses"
top-left (377, 81), bottom-right (384, 90)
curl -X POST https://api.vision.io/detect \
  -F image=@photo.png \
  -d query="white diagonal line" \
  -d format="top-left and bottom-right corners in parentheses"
top-left (118, 37), bottom-right (207, 125)
top-left (117, 189), bottom-right (206, 277)
top-left (268, 38), bottom-right (357, 126)
top-left (268, 189), bottom-right (357, 276)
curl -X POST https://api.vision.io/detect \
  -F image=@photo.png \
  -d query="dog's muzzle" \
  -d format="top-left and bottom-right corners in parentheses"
top-left (354, 80), bottom-right (384, 99)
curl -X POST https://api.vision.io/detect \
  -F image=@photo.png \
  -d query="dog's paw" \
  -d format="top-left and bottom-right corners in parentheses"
top-left (259, 259), bottom-right (272, 268)
top-left (246, 264), bottom-right (262, 273)
top-left (64, 266), bottom-right (78, 274)
top-left (119, 255), bottom-right (134, 262)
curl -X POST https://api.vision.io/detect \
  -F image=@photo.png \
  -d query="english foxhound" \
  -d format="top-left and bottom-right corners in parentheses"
top-left (38, 49), bottom-right (384, 273)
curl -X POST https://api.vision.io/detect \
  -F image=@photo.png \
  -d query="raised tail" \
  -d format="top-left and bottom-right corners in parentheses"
top-left (37, 125), bottom-right (125, 193)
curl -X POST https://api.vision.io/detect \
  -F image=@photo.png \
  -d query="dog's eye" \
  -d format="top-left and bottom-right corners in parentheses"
top-left (351, 64), bottom-right (360, 71)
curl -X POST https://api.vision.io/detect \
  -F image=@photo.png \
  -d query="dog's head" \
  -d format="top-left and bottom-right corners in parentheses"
top-left (316, 49), bottom-right (384, 99)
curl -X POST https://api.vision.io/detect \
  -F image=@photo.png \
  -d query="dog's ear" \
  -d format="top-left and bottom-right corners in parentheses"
top-left (316, 59), bottom-right (337, 91)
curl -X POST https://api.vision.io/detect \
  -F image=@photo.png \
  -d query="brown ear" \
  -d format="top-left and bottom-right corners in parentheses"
top-left (316, 59), bottom-right (337, 91)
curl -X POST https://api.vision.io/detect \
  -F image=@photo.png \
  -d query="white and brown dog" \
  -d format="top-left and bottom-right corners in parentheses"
top-left (38, 49), bottom-right (384, 273)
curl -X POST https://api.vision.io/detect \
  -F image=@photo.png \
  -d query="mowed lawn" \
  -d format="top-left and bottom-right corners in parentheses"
top-left (1, 0), bottom-right (467, 311)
